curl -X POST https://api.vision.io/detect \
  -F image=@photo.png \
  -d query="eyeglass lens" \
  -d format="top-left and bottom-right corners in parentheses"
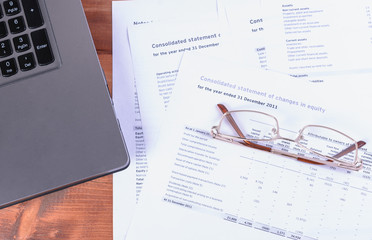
top-left (219, 111), bottom-right (357, 164)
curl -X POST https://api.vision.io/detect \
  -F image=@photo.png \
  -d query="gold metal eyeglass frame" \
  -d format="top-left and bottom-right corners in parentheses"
top-left (211, 104), bottom-right (366, 171)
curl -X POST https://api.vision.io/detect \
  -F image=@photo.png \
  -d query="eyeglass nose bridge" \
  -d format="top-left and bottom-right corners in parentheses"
top-left (273, 129), bottom-right (303, 143)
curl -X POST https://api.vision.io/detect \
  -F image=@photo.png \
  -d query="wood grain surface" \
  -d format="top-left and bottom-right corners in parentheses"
top-left (0, 0), bottom-right (118, 239)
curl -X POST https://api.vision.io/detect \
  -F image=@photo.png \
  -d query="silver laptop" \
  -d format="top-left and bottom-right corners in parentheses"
top-left (0, 0), bottom-right (129, 208)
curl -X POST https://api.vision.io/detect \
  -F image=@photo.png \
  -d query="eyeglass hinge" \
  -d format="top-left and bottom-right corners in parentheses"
top-left (214, 135), bottom-right (234, 143)
top-left (211, 127), bottom-right (235, 143)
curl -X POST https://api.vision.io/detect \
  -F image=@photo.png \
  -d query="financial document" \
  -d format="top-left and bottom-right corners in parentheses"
top-left (220, 0), bottom-right (268, 69)
top-left (128, 19), bottom-right (225, 153)
top-left (112, 1), bottom-right (220, 238)
top-left (125, 53), bottom-right (372, 240)
top-left (112, 2), bottom-right (149, 239)
top-left (263, 0), bottom-right (372, 79)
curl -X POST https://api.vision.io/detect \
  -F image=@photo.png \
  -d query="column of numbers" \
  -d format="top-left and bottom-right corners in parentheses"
top-left (366, 6), bottom-right (372, 43)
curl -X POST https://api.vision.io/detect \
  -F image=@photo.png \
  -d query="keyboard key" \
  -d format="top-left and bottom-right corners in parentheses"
top-left (0, 39), bottom-right (12, 57)
top-left (31, 28), bottom-right (54, 65)
top-left (18, 52), bottom-right (35, 71)
top-left (3, 0), bottom-right (20, 16)
top-left (0, 4), bottom-right (3, 19)
top-left (13, 34), bottom-right (30, 52)
top-left (21, 0), bottom-right (44, 28)
top-left (0, 21), bottom-right (7, 38)
top-left (8, 16), bottom-right (26, 34)
top-left (0, 58), bottom-right (17, 76)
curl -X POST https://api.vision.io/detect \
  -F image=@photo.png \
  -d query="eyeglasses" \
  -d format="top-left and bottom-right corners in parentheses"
top-left (211, 104), bottom-right (366, 171)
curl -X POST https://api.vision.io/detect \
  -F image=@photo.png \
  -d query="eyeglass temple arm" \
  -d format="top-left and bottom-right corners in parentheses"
top-left (333, 140), bottom-right (366, 158)
top-left (217, 104), bottom-right (365, 165)
top-left (217, 104), bottom-right (272, 152)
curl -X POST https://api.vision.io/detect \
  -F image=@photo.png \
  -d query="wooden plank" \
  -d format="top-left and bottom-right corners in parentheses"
top-left (0, 176), bottom-right (113, 240)
top-left (82, 0), bottom-right (113, 93)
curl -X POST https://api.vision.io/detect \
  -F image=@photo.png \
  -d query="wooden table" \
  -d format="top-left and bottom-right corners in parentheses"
top-left (0, 0), bottom-right (117, 239)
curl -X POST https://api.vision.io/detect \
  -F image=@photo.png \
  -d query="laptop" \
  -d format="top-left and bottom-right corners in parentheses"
top-left (0, 0), bottom-right (129, 208)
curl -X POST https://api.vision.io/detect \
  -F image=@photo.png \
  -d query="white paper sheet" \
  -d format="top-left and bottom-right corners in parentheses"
top-left (128, 18), bottom-right (229, 155)
top-left (220, 0), bottom-right (268, 69)
top-left (112, 1), bottom-right (221, 238)
top-left (113, 2), bottom-right (147, 239)
top-left (125, 52), bottom-right (372, 240)
top-left (263, 0), bottom-right (372, 79)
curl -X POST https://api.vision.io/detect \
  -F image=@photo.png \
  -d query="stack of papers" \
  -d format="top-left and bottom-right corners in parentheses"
top-left (112, 1), bottom-right (372, 239)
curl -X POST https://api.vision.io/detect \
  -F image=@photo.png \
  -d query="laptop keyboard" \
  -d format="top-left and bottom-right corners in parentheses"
top-left (0, 0), bottom-right (60, 86)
